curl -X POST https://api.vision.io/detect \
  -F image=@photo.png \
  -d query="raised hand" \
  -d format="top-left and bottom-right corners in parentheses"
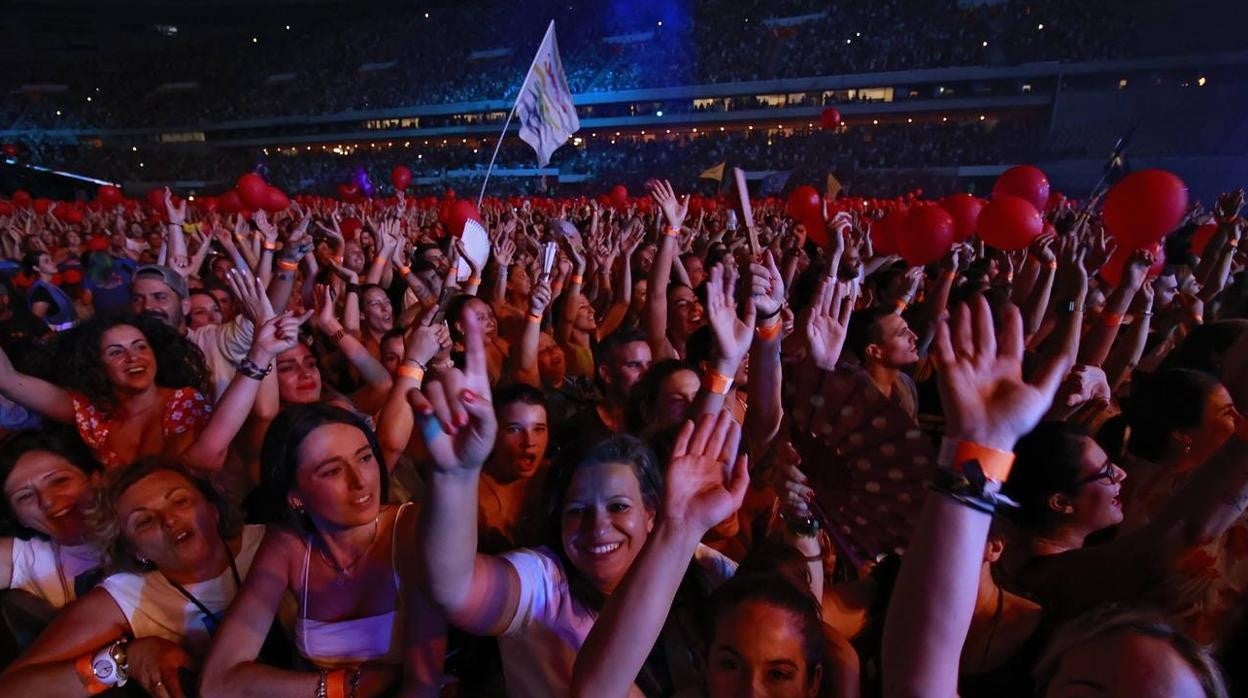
top-left (804, 276), bottom-right (856, 371)
top-left (1120, 248), bottom-right (1154, 290)
top-left (407, 308), bottom-right (451, 366)
top-left (1029, 230), bottom-right (1057, 266)
top-left (407, 311), bottom-right (497, 473)
top-left (748, 250), bottom-right (786, 318)
top-left (225, 267), bottom-right (274, 323)
top-left (494, 237), bottom-right (517, 268)
top-left (705, 263), bottom-right (756, 371)
top-left (161, 188), bottom-right (186, 226)
top-left (662, 410), bottom-right (749, 533)
top-left (528, 273), bottom-right (553, 318)
top-left (250, 311), bottom-right (310, 365)
top-left (771, 441), bottom-right (814, 520)
top-left (932, 296), bottom-right (1068, 450)
top-left (1215, 189), bottom-right (1245, 224)
top-left (646, 179), bottom-right (688, 230)
top-left (1054, 236), bottom-right (1089, 306)
top-left (311, 284), bottom-right (340, 335)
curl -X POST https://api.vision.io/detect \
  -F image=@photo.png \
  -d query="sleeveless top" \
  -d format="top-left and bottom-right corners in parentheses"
top-left (295, 503), bottom-right (409, 666)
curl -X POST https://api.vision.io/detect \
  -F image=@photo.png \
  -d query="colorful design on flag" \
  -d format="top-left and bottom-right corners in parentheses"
top-left (517, 22), bottom-right (580, 167)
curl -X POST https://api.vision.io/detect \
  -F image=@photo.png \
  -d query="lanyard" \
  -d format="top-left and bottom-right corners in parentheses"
top-left (162, 546), bottom-right (242, 629)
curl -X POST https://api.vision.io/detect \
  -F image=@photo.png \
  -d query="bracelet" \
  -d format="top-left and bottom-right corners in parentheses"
top-left (704, 369), bottom-right (734, 395)
top-left (316, 669), bottom-right (329, 698)
top-left (1046, 260), bottom-right (1058, 270)
top-left (931, 438), bottom-right (1019, 514)
top-left (527, 312), bottom-right (543, 324)
top-left (941, 270), bottom-right (957, 282)
top-left (1099, 311), bottom-right (1124, 328)
top-left (468, 276), bottom-right (483, 286)
top-left (568, 274), bottom-right (583, 285)
top-left (398, 265), bottom-right (411, 276)
top-left (938, 437), bottom-right (1016, 483)
top-left (74, 652), bottom-right (110, 695)
top-left (757, 303), bottom-right (784, 321)
top-left (262, 241), bottom-right (278, 251)
top-left (349, 667), bottom-right (362, 698)
top-left (663, 225), bottom-right (681, 238)
top-left (331, 328), bottom-right (346, 345)
top-left (802, 551), bottom-right (825, 562)
top-left (756, 320), bottom-right (782, 341)
top-left (893, 299), bottom-right (908, 312)
top-left (345, 283), bottom-right (361, 296)
top-left (326, 668), bottom-right (348, 698)
top-left (238, 358), bottom-right (273, 381)
top-left (397, 362), bottom-right (426, 384)
top-left (277, 259), bottom-right (299, 271)
top-left (373, 255), bottom-right (387, 266)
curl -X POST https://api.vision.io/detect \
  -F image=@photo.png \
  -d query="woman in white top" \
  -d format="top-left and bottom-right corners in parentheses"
top-left (0, 459), bottom-right (265, 698)
top-left (199, 404), bottom-right (445, 698)
top-left (414, 312), bottom-right (736, 698)
top-left (0, 430), bottom-right (106, 642)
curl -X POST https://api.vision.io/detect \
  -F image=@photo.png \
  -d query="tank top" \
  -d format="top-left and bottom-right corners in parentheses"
top-left (294, 503), bottom-right (409, 666)
top-left (29, 279), bottom-right (76, 330)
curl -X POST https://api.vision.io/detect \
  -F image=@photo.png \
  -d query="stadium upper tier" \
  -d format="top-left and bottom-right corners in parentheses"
top-left (0, 0), bottom-right (1241, 132)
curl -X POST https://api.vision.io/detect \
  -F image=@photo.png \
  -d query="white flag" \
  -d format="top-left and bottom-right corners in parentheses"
top-left (516, 21), bottom-right (580, 167)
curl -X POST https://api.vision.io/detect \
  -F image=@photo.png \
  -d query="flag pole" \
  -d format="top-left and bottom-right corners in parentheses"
top-left (478, 21), bottom-right (555, 208)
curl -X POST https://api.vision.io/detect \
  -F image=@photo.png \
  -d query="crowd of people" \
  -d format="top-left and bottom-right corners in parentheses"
top-left (4, 0), bottom-right (1233, 132)
top-left (0, 164), bottom-right (1244, 698)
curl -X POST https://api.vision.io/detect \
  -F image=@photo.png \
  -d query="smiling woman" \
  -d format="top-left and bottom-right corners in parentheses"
top-left (0, 459), bottom-right (265, 698)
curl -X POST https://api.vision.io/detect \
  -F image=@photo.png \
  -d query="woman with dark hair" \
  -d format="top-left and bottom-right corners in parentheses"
top-left (0, 430), bottom-right (106, 646)
top-left (199, 404), bottom-right (446, 698)
top-left (0, 459), bottom-right (267, 697)
top-left (22, 250), bottom-right (75, 331)
top-left (572, 411), bottom-right (854, 698)
top-left (1118, 368), bottom-right (1245, 645)
top-left (0, 309), bottom-right (304, 472)
top-left (414, 314), bottom-right (736, 697)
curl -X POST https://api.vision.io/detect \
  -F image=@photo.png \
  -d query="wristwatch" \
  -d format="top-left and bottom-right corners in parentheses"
top-left (93, 639), bottom-right (129, 687)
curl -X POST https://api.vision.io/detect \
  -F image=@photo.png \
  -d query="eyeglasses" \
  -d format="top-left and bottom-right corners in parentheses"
top-left (1075, 458), bottom-right (1119, 487)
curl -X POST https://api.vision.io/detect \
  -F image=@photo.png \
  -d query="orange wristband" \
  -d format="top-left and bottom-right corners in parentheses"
top-left (704, 369), bottom-right (734, 395)
top-left (569, 274), bottom-right (583, 285)
top-left (468, 276), bottom-right (483, 286)
top-left (398, 265), bottom-right (411, 276)
top-left (74, 653), bottom-right (109, 696)
top-left (663, 225), bottom-right (681, 238)
top-left (940, 438), bottom-right (1016, 482)
top-left (756, 320), bottom-right (782, 341)
top-left (326, 669), bottom-right (347, 698)
top-left (527, 312), bottom-right (543, 324)
top-left (262, 241), bottom-right (278, 251)
top-left (397, 363), bottom-right (425, 384)
top-left (1100, 312), bottom-right (1123, 327)
top-left (277, 259), bottom-right (299, 271)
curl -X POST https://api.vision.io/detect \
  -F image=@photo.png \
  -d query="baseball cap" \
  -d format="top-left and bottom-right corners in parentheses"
top-left (134, 264), bottom-right (188, 299)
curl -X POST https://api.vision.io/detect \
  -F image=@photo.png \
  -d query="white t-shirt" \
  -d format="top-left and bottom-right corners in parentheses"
top-left (8, 538), bottom-right (102, 608)
top-left (100, 524), bottom-right (264, 658)
top-left (498, 544), bottom-right (736, 698)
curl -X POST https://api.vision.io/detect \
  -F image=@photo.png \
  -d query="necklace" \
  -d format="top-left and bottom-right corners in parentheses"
top-left (317, 516), bottom-right (380, 586)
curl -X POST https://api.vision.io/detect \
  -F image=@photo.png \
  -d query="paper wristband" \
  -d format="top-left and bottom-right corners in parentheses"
top-left (938, 438), bottom-right (1015, 482)
top-left (74, 653), bottom-right (109, 696)
top-left (704, 370), bottom-right (734, 395)
top-left (756, 321), bottom-right (782, 341)
top-left (397, 364), bottom-right (425, 384)
top-left (1100, 312), bottom-right (1123, 328)
top-left (663, 226), bottom-right (681, 238)
top-left (326, 669), bottom-right (347, 698)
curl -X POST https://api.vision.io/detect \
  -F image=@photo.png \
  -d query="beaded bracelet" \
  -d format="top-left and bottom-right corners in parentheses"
top-left (238, 358), bottom-right (272, 381)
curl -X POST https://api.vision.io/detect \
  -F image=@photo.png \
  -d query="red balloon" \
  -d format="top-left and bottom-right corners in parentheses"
top-left (337, 182), bottom-right (361, 202)
top-left (940, 193), bottom-right (985, 242)
top-left (820, 107), bottom-right (842, 130)
top-left (609, 185), bottom-right (629, 210)
top-left (391, 166), bottom-right (412, 190)
top-left (993, 165), bottom-right (1050, 212)
top-left (11, 190), bottom-right (31, 208)
top-left (703, 198), bottom-right (718, 213)
top-left (236, 173), bottom-right (270, 210)
top-left (1101, 242), bottom-right (1165, 288)
top-left (1, 143), bottom-right (17, 157)
top-left (448, 200), bottom-right (482, 235)
top-left (872, 207), bottom-right (908, 256)
top-left (61, 208), bottom-right (84, 224)
top-left (262, 186), bottom-right (290, 212)
top-left (688, 194), bottom-right (703, 216)
top-left (1103, 169), bottom-right (1189, 249)
top-left (219, 190), bottom-right (244, 214)
top-left (0, 201), bottom-right (12, 216)
top-left (341, 217), bottom-right (363, 241)
top-left (978, 196), bottom-right (1043, 250)
top-left (1191, 222), bottom-right (1218, 256)
top-left (145, 188), bottom-right (167, 210)
top-left (98, 185), bottom-right (123, 207)
top-left (198, 197), bottom-right (219, 214)
top-left (787, 185), bottom-right (824, 246)
top-left (33, 198), bottom-right (52, 215)
top-left (900, 205), bottom-right (956, 266)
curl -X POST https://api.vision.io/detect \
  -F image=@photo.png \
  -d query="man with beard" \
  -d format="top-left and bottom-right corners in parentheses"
top-left (845, 306), bottom-right (922, 419)
top-left (129, 264), bottom-right (254, 399)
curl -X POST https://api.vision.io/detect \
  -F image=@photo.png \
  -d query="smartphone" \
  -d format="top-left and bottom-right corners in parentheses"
top-left (428, 283), bottom-right (455, 326)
